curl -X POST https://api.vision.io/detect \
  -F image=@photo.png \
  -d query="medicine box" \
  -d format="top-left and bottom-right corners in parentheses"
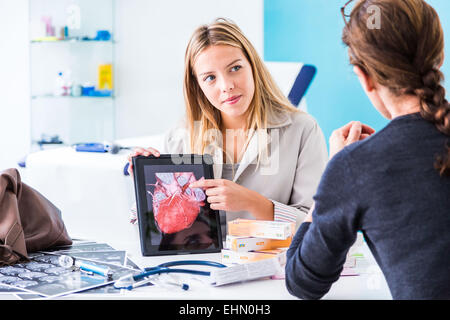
top-left (225, 235), bottom-right (292, 252)
top-left (221, 248), bottom-right (287, 265)
top-left (227, 219), bottom-right (294, 240)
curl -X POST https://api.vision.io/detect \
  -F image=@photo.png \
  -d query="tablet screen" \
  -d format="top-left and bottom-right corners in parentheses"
top-left (132, 155), bottom-right (222, 256)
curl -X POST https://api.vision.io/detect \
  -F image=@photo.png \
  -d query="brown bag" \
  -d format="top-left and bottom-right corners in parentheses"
top-left (0, 168), bottom-right (72, 266)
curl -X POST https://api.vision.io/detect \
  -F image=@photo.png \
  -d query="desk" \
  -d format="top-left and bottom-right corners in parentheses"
top-left (90, 235), bottom-right (391, 300)
top-left (0, 233), bottom-right (392, 300)
top-left (17, 136), bottom-right (392, 301)
top-left (96, 240), bottom-right (391, 300)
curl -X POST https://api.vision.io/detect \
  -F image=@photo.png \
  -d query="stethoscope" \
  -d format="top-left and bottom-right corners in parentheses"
top-left (114, 260), bottom-right (227, 291)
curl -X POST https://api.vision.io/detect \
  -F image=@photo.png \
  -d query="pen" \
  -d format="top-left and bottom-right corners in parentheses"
top-left (58, 255), bottom-right (113, 279)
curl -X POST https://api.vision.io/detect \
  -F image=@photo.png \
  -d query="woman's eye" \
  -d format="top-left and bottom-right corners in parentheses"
top-left (204, 75), bottom-right (215, 83)
top-left (231, 65), bottom-right (242, 72)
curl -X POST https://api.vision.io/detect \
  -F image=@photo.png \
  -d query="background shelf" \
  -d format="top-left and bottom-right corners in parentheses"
top-left (29, 0), bottom-right (116, 148)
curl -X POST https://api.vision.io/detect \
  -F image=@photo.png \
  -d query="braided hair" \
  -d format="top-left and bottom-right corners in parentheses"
top-left (342, 0), bottom-right (450, 176)
top-left (415, 69), bottom-right (450, 175)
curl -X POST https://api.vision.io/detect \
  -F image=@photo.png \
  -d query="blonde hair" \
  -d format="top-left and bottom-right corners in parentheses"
top-left (183, 18), bottom-right (298, 161)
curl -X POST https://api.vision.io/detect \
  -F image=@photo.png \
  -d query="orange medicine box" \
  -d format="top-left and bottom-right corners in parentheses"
top-left (227, 219), bottom-right (294, 240)
top-left (226, 235), bottom-right (292, 252)
top-left (221, 248), bottom-right (288, 265)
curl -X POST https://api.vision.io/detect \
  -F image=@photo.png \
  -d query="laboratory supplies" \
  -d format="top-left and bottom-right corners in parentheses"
top-left (227, 219), bottom-right (295, 240)
top-left (210, 258), bottom-right (282, 286)
top-left (63, 26), bottom-right (69, 39)
top-left (94, 30), bottom-right (112, 41)
top-left (36, 134), bottom-right (63, 147)
top-left (104, 142), bottom-right (131, 154)
top-left (73, 142), bottom-right (131, 153)
top-left (225, 235), bottom-right (292, 252)
top-left (113, 260), bottom-right (227, 291)
top-left (71, 84), bottom-right (82, 97)
top-left (221, 248), bottom-right (288, 265)
top-left (81, 83), bottom-right (95, 96)
top-left (54, 72), bottom-right (65, 96)
top-left (63, 70), bottom-right (73, 95)
top-left (90, 89), bottom-right (113, 96)
top-left (41, 16), bottom-right (55, 37)
top-left (74, 143), bottom-right (107, 153)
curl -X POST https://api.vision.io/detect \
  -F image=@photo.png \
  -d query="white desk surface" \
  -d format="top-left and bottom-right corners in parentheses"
top-left (0, 236), bottom-right (392, 300)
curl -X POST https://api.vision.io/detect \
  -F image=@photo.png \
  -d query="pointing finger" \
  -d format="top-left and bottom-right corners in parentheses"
top-left (190, 179), bottom-right (223, 189)
top-left (190, 180), bottom-right (213, 189)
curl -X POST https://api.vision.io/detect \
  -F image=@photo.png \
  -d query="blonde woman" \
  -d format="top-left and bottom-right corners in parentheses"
top-left (128, 18), bottom-right (328, 235)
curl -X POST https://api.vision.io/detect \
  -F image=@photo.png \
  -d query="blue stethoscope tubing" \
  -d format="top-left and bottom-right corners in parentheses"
top-left (114, 260), bottom-right (227, 290)
top-left (137, 260), bottom-right (227, 280)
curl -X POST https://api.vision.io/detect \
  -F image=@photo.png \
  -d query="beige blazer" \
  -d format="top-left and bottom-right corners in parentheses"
top-left (162, 110), bottom-right (329, 230)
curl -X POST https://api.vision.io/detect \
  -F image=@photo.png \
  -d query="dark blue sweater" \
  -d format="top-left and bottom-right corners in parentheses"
top-left (285, 113), bottom-right (450, 300)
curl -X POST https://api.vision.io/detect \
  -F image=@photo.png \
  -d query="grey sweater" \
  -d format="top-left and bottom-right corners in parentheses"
top-left (285, 113), bottom-right (450, 300)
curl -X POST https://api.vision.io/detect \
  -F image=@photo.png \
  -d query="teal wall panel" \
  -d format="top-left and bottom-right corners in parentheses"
top-left (264, 0), bottom-right (450, 145)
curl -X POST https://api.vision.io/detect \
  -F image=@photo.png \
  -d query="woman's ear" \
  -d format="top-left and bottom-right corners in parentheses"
top-left (353, 65), bottom-right (375, 93)
top-left (353, 65), bottom-right (392, 119)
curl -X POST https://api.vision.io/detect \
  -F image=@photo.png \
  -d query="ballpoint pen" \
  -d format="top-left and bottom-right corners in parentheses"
top-left (58, 254), bottom-right (113, 280)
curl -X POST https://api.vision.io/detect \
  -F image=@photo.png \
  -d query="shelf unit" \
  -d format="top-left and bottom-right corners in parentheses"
top-left (29, 0), bottom-right (116, 150)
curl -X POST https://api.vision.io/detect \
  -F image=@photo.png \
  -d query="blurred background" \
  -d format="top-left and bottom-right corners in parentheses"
top-left (265, 0), bottom-right (450, 144)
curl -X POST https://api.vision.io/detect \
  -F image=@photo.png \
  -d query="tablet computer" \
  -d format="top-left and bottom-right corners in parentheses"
top-left (132, 154), bottom-right (222, 256)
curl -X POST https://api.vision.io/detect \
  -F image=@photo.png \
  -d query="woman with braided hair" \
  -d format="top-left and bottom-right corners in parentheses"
top-left (285, 0), bottom-right (450, 300)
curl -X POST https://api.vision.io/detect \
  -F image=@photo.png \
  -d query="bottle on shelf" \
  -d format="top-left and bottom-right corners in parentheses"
top-left (54, 72), bottom-right (65, 96)
top-left (53, 71), bottom-right (73, 96)
top-left (63, 69), bottom-right (73, 96)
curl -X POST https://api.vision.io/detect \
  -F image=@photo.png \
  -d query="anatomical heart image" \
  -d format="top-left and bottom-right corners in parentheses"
top-left (147, 172), bottom-right (207, 234)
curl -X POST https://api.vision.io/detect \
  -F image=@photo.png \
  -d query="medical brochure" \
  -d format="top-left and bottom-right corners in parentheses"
top-left (210, 258), bottom-right (283, 286)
